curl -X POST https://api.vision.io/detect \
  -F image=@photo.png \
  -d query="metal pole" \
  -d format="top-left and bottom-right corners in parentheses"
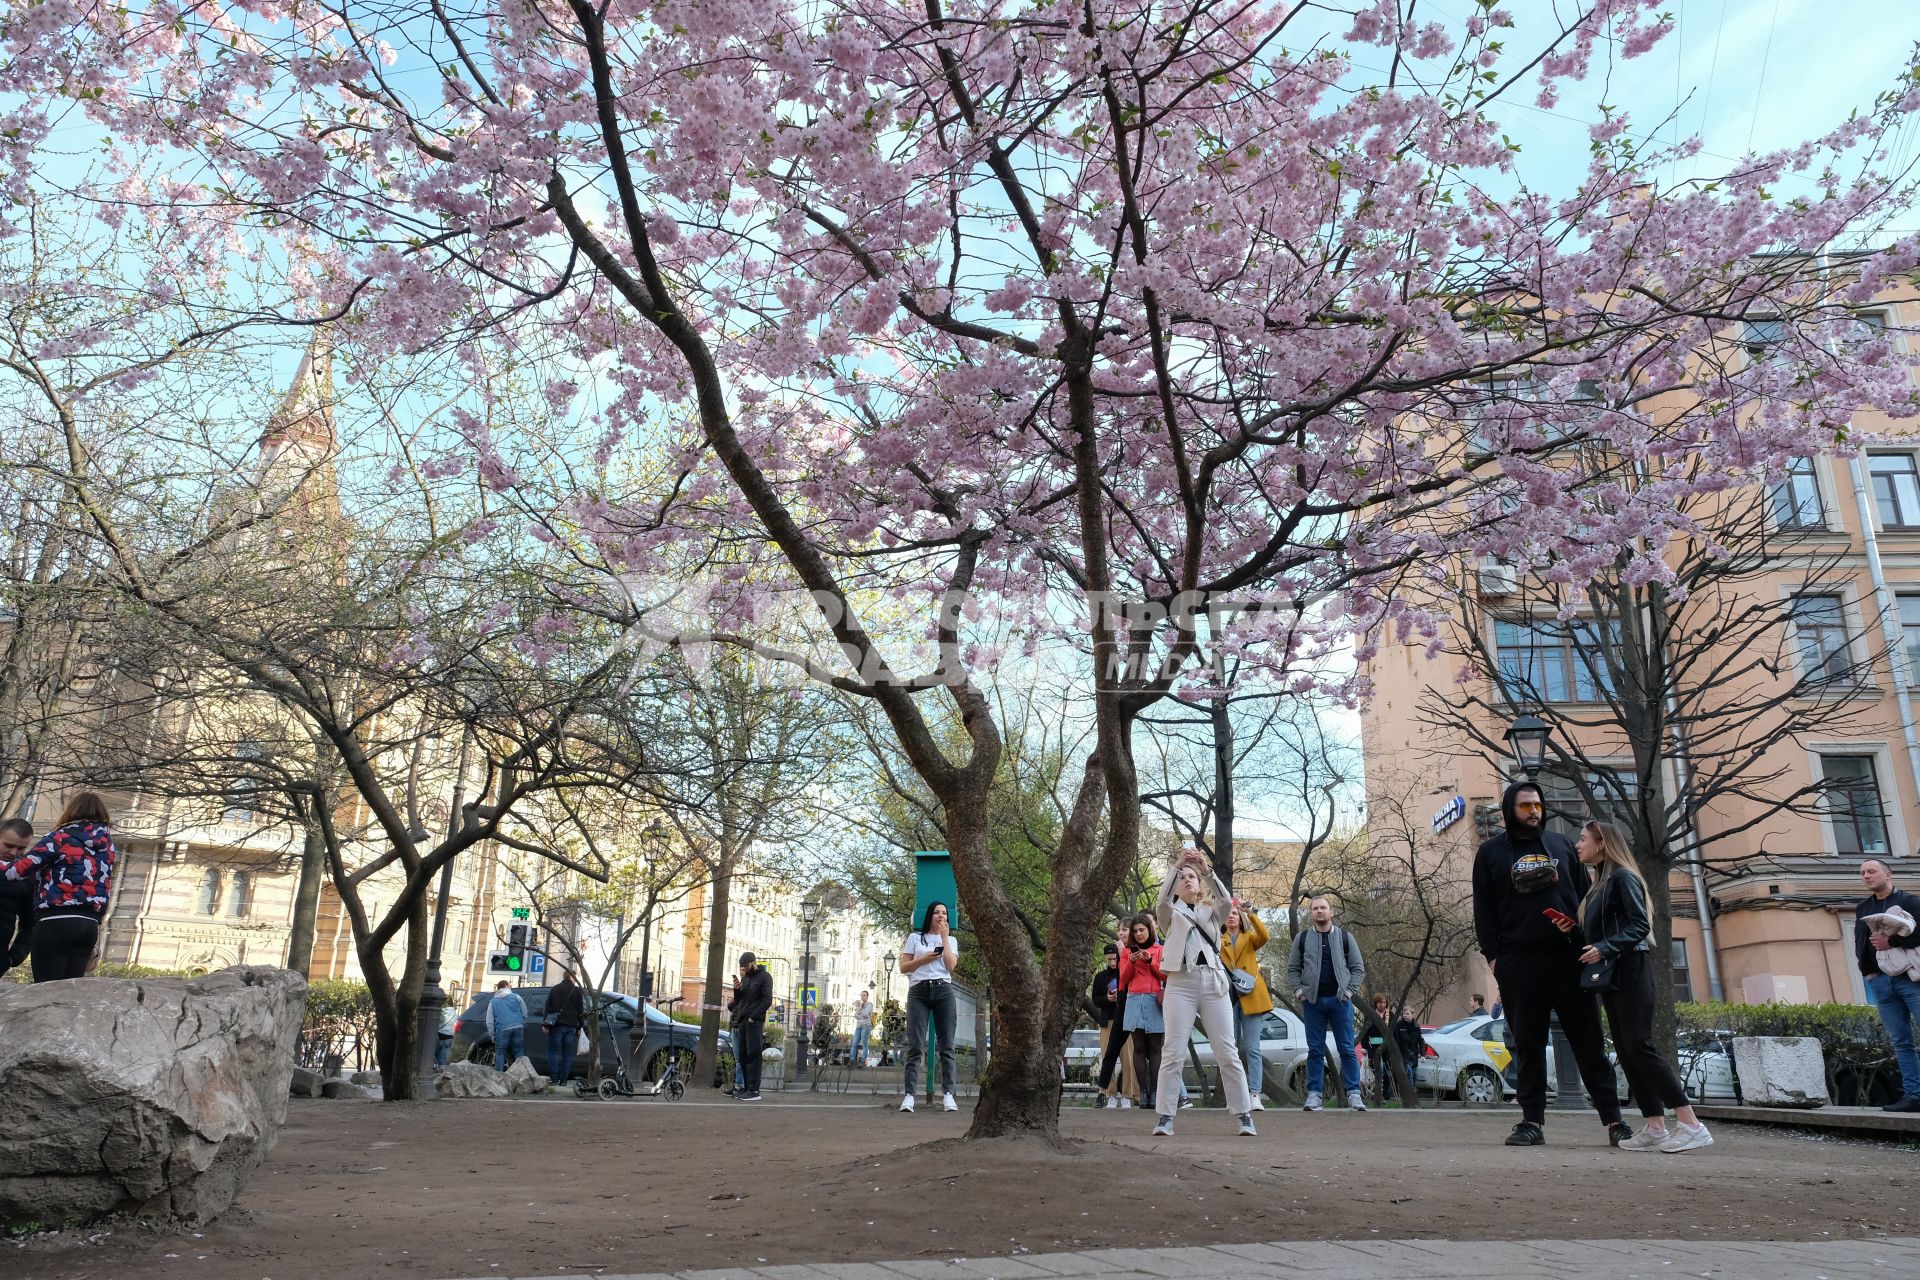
top-left (795, 917), bottom-right (812, 1085)
top-left (414, 726), bottom-right (474, 1096)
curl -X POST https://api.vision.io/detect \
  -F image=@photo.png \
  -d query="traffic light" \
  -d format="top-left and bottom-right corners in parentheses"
top-left (486, 951), bottom-right (517, 975)
top-left (507, 923), bottom-right (531, 971)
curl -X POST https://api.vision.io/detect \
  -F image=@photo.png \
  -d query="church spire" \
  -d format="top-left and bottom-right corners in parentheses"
top-left (260, 327), bottom-right (335, 454)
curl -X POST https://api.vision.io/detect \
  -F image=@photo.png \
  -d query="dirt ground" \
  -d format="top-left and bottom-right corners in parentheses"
top-left (9, 1095), bottom-right (1917, 1280)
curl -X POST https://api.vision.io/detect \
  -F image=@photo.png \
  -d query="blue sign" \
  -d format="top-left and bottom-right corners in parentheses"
top-left (801, 985), bottom-right (817, 1008)
top-left (529, 953), bottom-right (546, 975)
top-left (1430, 794), bottom-right (1467, 834)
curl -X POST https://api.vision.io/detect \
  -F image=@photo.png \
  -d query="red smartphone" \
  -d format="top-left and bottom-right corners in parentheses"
top-left (1542, 907), bottom-right (1575, 928)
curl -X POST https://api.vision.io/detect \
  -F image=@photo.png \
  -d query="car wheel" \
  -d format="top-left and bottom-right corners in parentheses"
top-left (465, 1041), bottom-right (492, 1066)
top-left (1287, 1063), bottom-right (1308, 1096)
top-left (598, 1077), bottom-right (620, 1102)
top-left (1459, 1065), bottom-right (1502, 1105)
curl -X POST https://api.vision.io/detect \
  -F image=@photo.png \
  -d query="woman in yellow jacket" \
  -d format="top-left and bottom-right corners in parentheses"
top-left (1221, 901), bottom-right (1273, 1109)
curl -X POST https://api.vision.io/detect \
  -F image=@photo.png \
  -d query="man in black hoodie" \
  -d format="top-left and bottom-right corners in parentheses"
top-left (1472, 780), bottom-right (1625, 1146)
top-left (728, 953), bottom-right (774, 1100)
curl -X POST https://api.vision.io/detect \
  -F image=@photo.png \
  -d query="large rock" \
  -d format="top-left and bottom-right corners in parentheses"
top-left (0, 966), bottom-right (307, 1228)
top-left (500, 1055), bottom-right (550, 1096)
top-left (1731, 1035), bottom-right (1830, 1108)
top-left (289, 1065), bottom-right (325, 1098)
top-left (434, 1060), bottom-right (509, 1098)
top-left (348, 1069), bottom-right (382, 1088)
top-left (321, 1077), bottom-right (379, 1100)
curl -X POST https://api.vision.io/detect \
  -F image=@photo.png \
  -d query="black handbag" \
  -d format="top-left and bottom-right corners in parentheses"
top-left (1578, 955), bottom-right (1619, 992)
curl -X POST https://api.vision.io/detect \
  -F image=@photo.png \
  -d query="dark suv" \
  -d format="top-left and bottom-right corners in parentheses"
top-left (450, 987), bottom-right (731, 1084)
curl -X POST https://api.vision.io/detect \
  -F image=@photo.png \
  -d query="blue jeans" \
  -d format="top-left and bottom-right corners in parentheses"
top-left (546, 1025), bottom-right (578, 1083)
top-left (1301, 995), bottom-right (1361, 1094)
top-left (493, 1025), bottom-right (525, 1071)
top-left (1234, 1008), bottom-right (1266, 1095)
top-left (435, 1034), bottom-right (452, 1068)
top-left (1869, 972), bottom-right (1920, 1098)
top-left (852, 1023), bottom-right (871, 1064)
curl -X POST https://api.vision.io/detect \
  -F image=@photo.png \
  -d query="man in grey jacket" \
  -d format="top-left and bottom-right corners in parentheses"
top-left (486, 980), bottom-right (528, 1071)
top-left (1286, 896), bottom-right (1367, 1113)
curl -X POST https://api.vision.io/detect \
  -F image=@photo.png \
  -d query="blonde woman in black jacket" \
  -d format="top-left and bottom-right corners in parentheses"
top-left (1556, 821), bottom-right (1711, 1154)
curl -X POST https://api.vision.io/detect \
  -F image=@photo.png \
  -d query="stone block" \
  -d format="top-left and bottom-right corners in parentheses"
top-left (0, 965), bottom-right (307, 1227)
top-left (321, 1077), bottom-right (379, 1100)
top-left (501, 1055), bottom-right (550, 1096)
top-left (1730, 1035), bottom-right (1829, 1107)
top-left (348, 1069), bottom-right (382, 1088)
top-left (289, 1065), bottom-right (325, 1098)
top-left (435, 1060), bottom-right (510, 1098)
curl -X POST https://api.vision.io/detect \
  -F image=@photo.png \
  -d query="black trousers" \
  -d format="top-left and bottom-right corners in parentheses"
top-left (1601, 950), bottom-right (1691, 1118)
top-left (1095, 1021), bottom-right (1131, 1090)
top-left (1496, 947), bottom-right (1622, 1125)
top-left (30, 914), bottom-right (97, 983)
top-left (736, 1018), bottom-right (765, 1093)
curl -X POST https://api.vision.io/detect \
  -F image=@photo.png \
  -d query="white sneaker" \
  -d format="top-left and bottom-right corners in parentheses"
top-left (1237, 1113), bottom-right (1257, 1137)
top-left (942, 1092), bottom-right (958, 1112)
top-left (1347, 1090), bottom-right (1367, 1112)
top-left (1658, 1122), bottom-right (1713, 1153)
top-left (1250, 1096), bottom-right (1266, 1111)
top-left (899, 1093), bottom-right (915, 1113)
top-left (1151, 1115), bottom-right (1174, 1136)
top-left (1303, 1091), bottom-right (1323, 1112)
top-left (1620, 1126), bottom-right (1668, 1152)
top-left (1178, 1095), bottom-right (1195, 1110)
top-left (1119, 1096), bottom-right (1133, 1109)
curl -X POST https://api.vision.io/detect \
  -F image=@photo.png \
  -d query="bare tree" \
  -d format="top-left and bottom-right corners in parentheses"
top-left (1418, 481), bottom-right (1891, 1050)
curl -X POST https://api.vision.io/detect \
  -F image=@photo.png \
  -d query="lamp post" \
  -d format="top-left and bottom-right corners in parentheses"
top-left (795, 891), bottom-right (821, 1085)
top-left (415, 725), bottom-right (475, 1097)
top-left (1506, 713), bottom-right (1551, 780)
top-left (880, 954), bottom-right (895, 1064)
top-left (632, 819), bottom-right (666, 1004)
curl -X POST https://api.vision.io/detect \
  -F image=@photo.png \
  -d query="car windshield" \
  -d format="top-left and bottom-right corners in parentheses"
top-left (1432, 1018), bottom-right (1479, 1034)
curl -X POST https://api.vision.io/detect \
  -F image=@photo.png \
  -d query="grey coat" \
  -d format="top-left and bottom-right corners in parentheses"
top-left (1285, 925), bottom-right (1366, 1001)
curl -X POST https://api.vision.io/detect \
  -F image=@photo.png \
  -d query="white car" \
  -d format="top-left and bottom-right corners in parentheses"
top-left (1602, 1031), bottom-right (1737, 1103)
top-left (1181, 1008), bottom-right (1341, 1092)
top-left (1417, 1016), bottom-right (1558, 1103)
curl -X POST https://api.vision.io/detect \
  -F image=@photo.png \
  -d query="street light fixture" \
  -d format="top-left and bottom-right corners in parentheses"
top-left (796, 890), bottom-right (822, 1085)
top-left (1506, 713), bottom-right (1552, 780)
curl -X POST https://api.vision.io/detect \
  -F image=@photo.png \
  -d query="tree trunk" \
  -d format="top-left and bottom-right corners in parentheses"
top-left (1210, 675), bottom-right (1234, 891)
top-left (694, 855), bottom-right (734, 1089)
top-left (285, 817), bottom-right (326, 976)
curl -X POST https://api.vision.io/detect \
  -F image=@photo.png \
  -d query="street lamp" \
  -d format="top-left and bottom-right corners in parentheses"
top-left (1506, 713), bottom-right (1551, 780)
top-left (632, 819), bottom-right (667, 1005)
top-left (796, 891), bottom-right (822, 1085)
top-left (415, 725), bottom-right (475, 1096)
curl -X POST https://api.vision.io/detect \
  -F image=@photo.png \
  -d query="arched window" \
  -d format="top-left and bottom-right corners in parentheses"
top-left (225, 870), bottom-right (251, 918)
top-left (196, 868), bottom-right (221, 915)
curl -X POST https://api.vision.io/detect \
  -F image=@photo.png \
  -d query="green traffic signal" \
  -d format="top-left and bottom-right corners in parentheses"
top-left (505, 956), bottom-right (522, 971)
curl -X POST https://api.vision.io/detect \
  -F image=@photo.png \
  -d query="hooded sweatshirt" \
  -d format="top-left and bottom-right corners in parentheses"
top-left (1471, 781), bottom-right (1590, 963)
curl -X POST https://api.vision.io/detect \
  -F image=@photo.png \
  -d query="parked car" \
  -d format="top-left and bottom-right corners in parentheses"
top-left (1179, 1009), bottom-right (1341, 1093)
top-left (1416, 1016), bottom-right (1557, 1103)
top-left (1601, 1030), bottom-right (1738, 1104)
top-left (450, 987), bottom-right (732, 1083)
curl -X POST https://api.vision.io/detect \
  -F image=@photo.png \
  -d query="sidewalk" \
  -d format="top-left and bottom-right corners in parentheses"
top-left (471, 1236), bottom-right (1917, 1280)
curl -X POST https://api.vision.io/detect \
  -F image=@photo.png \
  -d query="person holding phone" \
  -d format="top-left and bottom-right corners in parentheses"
top-left (1151, 845), bottom-right (1256, 1137)
top-left (1470, 780), bottom-right (1626, 1147)
top-left (1109, 913), bottom-right (1168, 1110)
top-left (899, 901), bottom-right (960, 1114)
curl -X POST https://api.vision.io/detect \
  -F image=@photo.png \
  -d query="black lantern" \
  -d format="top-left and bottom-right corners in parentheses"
top-left (1506, 714), bottom-right (1551, 780)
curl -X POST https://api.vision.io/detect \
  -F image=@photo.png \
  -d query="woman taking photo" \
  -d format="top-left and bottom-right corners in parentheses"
top-left (1221, 900), bottom-right (1272, 1109)
top-left (1152, 845), bottom-right (1256, 1137)
top-left (898, 900), bottom-right (960, 1114)
top-left (1557, 820), bottom-right (1712, 1154)
top-left (3, 791), bottom-right (116, 982)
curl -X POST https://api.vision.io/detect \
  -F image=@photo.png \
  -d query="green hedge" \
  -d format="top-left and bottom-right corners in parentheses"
top-left (1676, 1000), bottom-right (1894, 1104)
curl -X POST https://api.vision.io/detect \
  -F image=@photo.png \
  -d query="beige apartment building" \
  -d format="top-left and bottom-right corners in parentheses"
top-left (1364, 289), bottom-right (1920, 1012)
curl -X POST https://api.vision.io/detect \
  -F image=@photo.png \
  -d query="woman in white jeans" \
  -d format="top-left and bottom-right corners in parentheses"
top-left (1151, 845), bottom-right (1256, 1137)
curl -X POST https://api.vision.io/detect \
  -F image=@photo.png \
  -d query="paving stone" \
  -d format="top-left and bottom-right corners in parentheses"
top-left (945, 1259), bottom-right (1061, 1280)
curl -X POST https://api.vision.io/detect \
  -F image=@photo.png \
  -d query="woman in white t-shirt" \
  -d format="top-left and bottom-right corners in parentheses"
top-left (899, 901), bottom-right (960, 1114)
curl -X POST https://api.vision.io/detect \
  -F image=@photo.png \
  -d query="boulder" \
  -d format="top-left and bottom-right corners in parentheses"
top-left (289, 1066), bottom-right (325, 1098)
top-left (500, 1055), bottom-right (550, 1096)
top-left (321, 1077), bottom-right (379, 1100)
top-left (348, 1069), bottom-right (382, 1088)
top-left (1731, 1035), bottom-right (1830, 1108)
top-left (434, 1060), bottom-right (509, 1098)
top-left (0, 966), bottom-right (307, 1228)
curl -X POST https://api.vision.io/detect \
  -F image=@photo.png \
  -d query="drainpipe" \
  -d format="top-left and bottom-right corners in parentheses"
top-left (1661, 682), bottom-right (1727, 1002)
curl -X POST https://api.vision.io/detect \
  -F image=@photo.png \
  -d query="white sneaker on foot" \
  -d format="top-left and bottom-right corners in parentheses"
top-left (1119, 1096), bottom-right (1133, 1109)
top-left (1619, 1126), bottom-right (1667, 1152)
top-left (1151, 1115), bottom-right (1174, 1137)
top-left (1250, 1096), bottom-right (1266, 1111)
top-left (942, 1092), bottom-right (958, 1112)
top-left (899, 1093), bottom-right (915, 1113)
top-left (1347, 1090), bottom-right (1367, 1112)
top-left (1658, 1122), bottom-right (1713, 1153)
top-left (1177, 1095), bottom-right (1195, 1110)
top-left (1237, 1113), bottom-right (1257, 1137)
top-left (1302, 1091), bottom-right (1323, 1112)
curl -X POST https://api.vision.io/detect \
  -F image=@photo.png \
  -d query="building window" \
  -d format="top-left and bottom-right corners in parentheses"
top-left (1493, 618), bottom-right (1620, 702)
top-left (1743, 317), bottom-right (1786, 359)
top-left (225, 871), bottom-right (251, 918)
top-left (222, 742), bottom-right (266, 824)
top-left (1790, 594), bottom-right (1854, 684)
top-left (1900, 595), bottom-right (1920, 680)
top-left (1820, 754), bottom-right (1891, 856)
top-left (1538, 767), bottom-right (1639, 837)
top-left (197, 868), bottom-right (222, 915)
top-left (1671, 939), bottom-right (1693, 1004)
top-left (1870, 454), bottom-right (1920, 529)
top-left (1844, 309), bottom-right (1890, 353)
top-left (1770, 457), bottom-right (1826, 530)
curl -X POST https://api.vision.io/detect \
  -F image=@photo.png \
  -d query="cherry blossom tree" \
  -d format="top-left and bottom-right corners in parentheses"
top-left (10, 0), bottom-right (1920, 1135)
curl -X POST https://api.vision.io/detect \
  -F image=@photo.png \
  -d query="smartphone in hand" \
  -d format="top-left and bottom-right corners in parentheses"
top-left (1542, 907), bottom-right (1576, 929)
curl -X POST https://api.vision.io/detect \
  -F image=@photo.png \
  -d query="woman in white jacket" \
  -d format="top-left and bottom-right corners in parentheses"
top-left (1151, 845), bottom-right (1256, 1138)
